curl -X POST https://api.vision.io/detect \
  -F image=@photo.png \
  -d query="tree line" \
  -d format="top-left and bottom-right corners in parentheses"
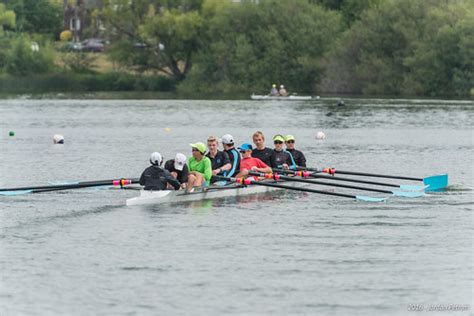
top-left (0, 0), bottom-right (472, 97)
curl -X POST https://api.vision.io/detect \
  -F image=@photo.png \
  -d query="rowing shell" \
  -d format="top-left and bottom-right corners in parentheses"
top-left (126, 181), bottom-right (300, 206)
top-left (250, 95), bottom-right (312, 101)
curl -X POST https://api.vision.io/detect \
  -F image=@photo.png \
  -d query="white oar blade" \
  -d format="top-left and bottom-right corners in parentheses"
top-left (356, 195), bottom-right (386, 202)
top-left (0, 190), bottom-right (33, 196)
top-left (392, 190), bottom-right (425, 198)
top-left (399, 184), bottom-right (427, 191)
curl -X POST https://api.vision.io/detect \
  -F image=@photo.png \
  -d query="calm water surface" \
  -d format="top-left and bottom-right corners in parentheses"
top-left (0, 98), bottom-right (473, 315)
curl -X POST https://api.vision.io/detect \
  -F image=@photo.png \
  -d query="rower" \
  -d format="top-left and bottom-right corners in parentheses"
top-left (139, 152), bottom-right (180, 191)
top-left (221, 134), bottom-right (240, 177)
top-left (206, 135), bottom-right (231, 183)
top-left (164, 153), bottom-right (189, 189)
top-left (284, 135), bottom-right (307, 167)
top-left (251, 130), bottom-right (273, 166)
top-left (186, 142), bottom-right (212, 192)
top-left (235, 143), bottom-right (272, 178)
top-left (270, 134), bottom-right (296, 170)
top-left (270, 84), bottom-right (279, 96)
top-left (279, 84), bottom-right (288, 97)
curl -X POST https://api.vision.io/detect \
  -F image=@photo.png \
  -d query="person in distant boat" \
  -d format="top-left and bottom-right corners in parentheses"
top-left (270, 134), bottom-right (296, 170)
top-left (251, 131), bottom-right (273, 166)
top-left (279, 84), bottom-right (288, 97)
top-left (186, 142), bottom-right (212, 192)
top-left (206, 135), bottom-right (231, 183)
top-left (284, 135), bottom-right (307, 167)
top-left (140, 152), bottom-right (181, 191)
top-left (235, 143), bottom-right (272, 178)
top-left (221, 134), bottom-right (241, 177)
top-left (270, 84), bottom-right (279, 96)
top-left (164, 153), bottom-right (189, 189)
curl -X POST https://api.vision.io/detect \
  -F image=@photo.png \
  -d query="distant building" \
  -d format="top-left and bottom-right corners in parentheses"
top-left (63, 0), bottom-right (102, 41)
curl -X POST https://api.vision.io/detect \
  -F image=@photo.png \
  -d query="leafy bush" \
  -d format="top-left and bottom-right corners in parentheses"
top-left (3, 36), bottom-right (55, 75)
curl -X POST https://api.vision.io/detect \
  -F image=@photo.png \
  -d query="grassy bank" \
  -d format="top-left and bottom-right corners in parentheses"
top-left (0, 73), bottom-right (176, 94)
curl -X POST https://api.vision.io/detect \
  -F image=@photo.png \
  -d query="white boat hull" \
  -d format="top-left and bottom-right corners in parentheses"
top-left (126, 182), bottom-right (294, 206)
top-left (250, 95), bottom-right (312, 101)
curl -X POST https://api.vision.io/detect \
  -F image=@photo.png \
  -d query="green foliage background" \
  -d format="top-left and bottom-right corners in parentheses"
top-left (0, 0), bottom-right (473, 97)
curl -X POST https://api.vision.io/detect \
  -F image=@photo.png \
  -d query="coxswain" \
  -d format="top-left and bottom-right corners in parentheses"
top-left (186, 142), bottom-right (212, 192)
top-left (139, 152), bottom-right (180, 191)
top-left (284, 135), bottom-right (307, 167)
top-left (235, 143), bottom-right (272, 178)
top-left (164, 153), bottom-right (189, 189)
top-left (206, 135), bottom-right (231, 183)
top-left (251, 130), bottom-right (273, 166)
top-left (270, 134), bottom-right (296, 170)
top-left (221, 134), bottom-right (241, 177)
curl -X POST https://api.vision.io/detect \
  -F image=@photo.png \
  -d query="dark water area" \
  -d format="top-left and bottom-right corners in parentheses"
top-left (0, 98), bottom-right (472, 315)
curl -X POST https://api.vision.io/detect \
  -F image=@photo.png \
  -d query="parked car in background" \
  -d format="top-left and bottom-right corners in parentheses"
top-left (80, 38), bottom-right (107, 52)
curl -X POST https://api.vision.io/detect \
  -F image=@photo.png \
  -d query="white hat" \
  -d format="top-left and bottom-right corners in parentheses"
top-left (174, 153), bottom-right (187, 171)
top-left (280, 84), bottom-right (284, 88)
top-left (150, 152), bottom-right (163, 165)
top-left (221, 134), bottom-right (234, 145)
top-left (53, 134), bottom-right (64, 144)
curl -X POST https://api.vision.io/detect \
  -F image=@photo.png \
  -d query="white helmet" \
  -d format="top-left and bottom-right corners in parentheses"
top-left (150, 152), bottom-right (163, 165)
top-left (280, 84), bottom-right (284, 88)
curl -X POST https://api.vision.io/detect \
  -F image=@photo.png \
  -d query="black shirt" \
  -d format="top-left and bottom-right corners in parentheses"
top-left (252, 147), bottom-right (273, 166)
top-left (206, 150), bottom-right (230, 171)
top-left (164, 159), bottom-right (189, 184)
top-left (286, 148), bottom-right (307, 167)
top-left (139, 165), bottom-right (180, 191)
top-left (270, 150), bottom-right (295, 169)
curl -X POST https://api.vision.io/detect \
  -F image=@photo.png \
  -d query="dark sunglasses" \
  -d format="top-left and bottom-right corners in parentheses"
top-left (274, 141), bottom-right (283, 144)
top-left (192, 148), bottom-right (200, 152)
top-left (239, 150), bottom-right (246, 153)
top-left (286, 140), bottom-right (295, 144)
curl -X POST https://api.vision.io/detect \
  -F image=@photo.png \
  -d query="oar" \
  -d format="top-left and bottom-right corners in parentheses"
top-left (0, 178), bottom-right (139, 196)
top-left (215, 176), bottom-right (386, 202)
top-left (249, 172), bottom-right (424, 198)
top-left (296, 167), bottom-right (448, 191)
top-left (274, 169), bottom-right (425, 191)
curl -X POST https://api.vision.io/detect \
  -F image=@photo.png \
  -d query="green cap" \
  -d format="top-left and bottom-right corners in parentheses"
top-left (190, 142), bottom-right (206, 154)
top-left (273, 134), bottom-right (285, 142)
top-left (285, 134), bottom-right (295, 142)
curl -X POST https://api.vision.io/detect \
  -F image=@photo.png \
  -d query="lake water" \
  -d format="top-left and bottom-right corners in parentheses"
top-left (0, 98), bottom-right (473, 315)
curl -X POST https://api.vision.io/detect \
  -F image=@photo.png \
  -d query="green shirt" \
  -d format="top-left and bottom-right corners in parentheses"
top-left (187, 156), bottom-right (212, 184)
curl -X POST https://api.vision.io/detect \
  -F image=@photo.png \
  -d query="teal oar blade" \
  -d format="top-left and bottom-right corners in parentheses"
top-left (0, 190), bottom-right (33, 196)
top-left (399, 184), bottom-right (427, 191)
top-left (355, 195), bottom-right (386, 202)
top-left (423, 174), bottom-right (448, 191)
top-left (392, 190), bottom-right (425, 198)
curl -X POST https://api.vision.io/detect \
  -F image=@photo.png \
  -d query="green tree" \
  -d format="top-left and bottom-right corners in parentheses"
top-left (0, 3), bottom-right (16, 35)
top-left (6, 0), bottom-right (62, 36)
top-left (4, 36), bottom-right (55, 75)
top-left (322, 0), bottom-right (474, 96)
top-left (179, 0), bottom-right (343, 94)
top-left (102, 0), bottom-right (204, 80)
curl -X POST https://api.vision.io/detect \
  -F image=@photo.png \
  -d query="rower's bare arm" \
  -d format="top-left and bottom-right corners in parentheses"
top-left (221, 163), bottom-right (231, 171)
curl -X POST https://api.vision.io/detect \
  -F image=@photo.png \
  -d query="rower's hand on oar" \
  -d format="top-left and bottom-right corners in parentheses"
top-left (282, 163), bottom-right (289, 170)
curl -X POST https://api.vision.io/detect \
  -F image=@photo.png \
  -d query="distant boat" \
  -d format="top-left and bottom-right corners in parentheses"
top-left (251, 94), bottom-right (313, 101)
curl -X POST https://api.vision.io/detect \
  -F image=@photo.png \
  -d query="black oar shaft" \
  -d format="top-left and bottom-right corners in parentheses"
top-left (329, 170), bottom-right (422, 181)
top-left (0, 178), bottom-right (139, 192)
top-left (251, 172), bottom-right (392, 194)
top-left (251, 181), bottom-right (357, 199)
top-left (275, 169), bottom-right (399, 188)
top-left (295, 166), bottom-right (422, 181)
top-left (215, 175), bottom-right (357, 199)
